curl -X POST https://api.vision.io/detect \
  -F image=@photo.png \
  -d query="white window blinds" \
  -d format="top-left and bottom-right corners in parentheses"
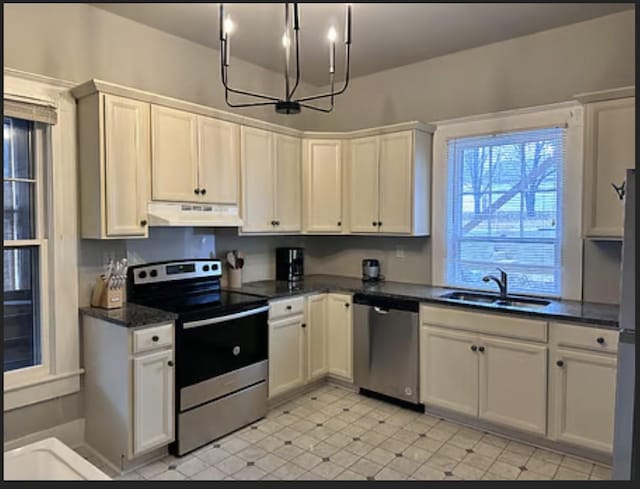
top-left (4, 95), bottom-right (57, 125)
top-left (445, 127), bottom-right (566, 297)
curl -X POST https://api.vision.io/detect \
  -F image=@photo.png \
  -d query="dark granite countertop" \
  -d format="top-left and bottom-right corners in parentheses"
top-left (228, 274), bottom-right (620, 329)
top-left (80, 303), bottom-right (178, 328)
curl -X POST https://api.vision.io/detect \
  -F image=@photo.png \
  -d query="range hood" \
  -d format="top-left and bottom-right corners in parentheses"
top-left (147, 202), bottom-right (243, 227)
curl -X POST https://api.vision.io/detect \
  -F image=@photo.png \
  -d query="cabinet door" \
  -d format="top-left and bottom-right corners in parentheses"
top-left (103, 95), bottom-right (150, 237)
top-left (197, 116), bottom-right (239, 205)
top-left (584, 97), bottom-right (635, 238)
top-left (268, 315), bottom-right (306, 398)
top-left (274, 134), bottom-right (302, 232)
top-left (151, 106), bottom-right (198, 202)
top-left (349, 136), bottom-right (380, 233)
top-left (326, 293), bottom-right (353, 381)
top-left (303, 140), bottom-right (343, 233)
top-left (478, 336), bottom-right (547, 435)
top-left (420, 326), bottom-right (478, 416)
top-left (306, 294), bottom-right (328, 381)
top-left (133, 349), bottom-right (174, 455)
top-left (378, 131), bottom-right (413, 234)
top-left (241, 127), bottom-right (275, 232)
top-left (549, 348), bottom-right (617, 453)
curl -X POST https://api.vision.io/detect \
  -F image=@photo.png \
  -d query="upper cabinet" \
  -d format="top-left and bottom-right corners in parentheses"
top-left (349, 129), bottom-right (432, 235)
top-left (240, 128), bottom-right (301, 233)
top-left (303, 139), bottom-right (344, 233)
top-left (76, 93), bottom-right (150, 239)
top-left (151, 105), bottom-right (240, 205)
top-left (578, 88), bottom-right (635, 240)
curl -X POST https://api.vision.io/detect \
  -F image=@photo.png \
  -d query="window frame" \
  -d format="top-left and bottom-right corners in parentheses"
top-left (432, 102), bottom-right (584, 301)
top-left (3, 68), bottom-right (81, 410)
top-left (3, 119), bottom-right (51, 379)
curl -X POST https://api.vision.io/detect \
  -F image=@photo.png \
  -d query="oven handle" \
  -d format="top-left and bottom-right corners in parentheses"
top-left (182, 305), bottom-right (269, 329)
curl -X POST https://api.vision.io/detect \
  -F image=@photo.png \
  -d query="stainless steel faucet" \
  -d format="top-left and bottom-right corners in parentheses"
top-left (482, 268), bottom-right (508, 300)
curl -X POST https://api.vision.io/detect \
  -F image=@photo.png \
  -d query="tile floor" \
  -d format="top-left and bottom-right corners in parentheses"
top-left (106, 384), bottom-right (610, 481)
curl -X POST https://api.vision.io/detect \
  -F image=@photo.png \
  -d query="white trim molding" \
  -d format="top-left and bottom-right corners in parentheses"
top-left (3, 70), bottom-right (81, 410)
top-left (432, 101), bottom-right (584, 301)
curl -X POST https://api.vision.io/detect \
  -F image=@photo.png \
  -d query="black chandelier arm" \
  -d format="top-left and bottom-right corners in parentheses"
top-left (287, 28), bottom-right (301, 101)
top-left (295, 45), bottom-right (351, 103)
top-left (299, 101), bottom-right (334, 113)
top-left (221, 53), bottom-right (281, 102)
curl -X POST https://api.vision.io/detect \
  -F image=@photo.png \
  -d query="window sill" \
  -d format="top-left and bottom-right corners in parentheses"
top-left (3, 369), bottom-right (83, 411)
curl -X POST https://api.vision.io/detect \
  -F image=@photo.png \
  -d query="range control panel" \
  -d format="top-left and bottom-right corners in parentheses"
top-left (132, 260), bottom-right (222, 285)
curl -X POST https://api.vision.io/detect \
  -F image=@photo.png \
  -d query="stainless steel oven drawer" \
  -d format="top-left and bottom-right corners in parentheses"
top-left (177, 381), bottom-right (267, 456)
top-left (180, 360), bottom-right (268, 411)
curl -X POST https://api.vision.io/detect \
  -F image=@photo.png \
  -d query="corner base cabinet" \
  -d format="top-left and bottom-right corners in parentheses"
top-left (82, 317), bottom-right (175, 470)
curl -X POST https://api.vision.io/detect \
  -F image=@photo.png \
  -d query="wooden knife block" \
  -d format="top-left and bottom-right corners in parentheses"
top-left (91, 275), bottom-right (123, 309)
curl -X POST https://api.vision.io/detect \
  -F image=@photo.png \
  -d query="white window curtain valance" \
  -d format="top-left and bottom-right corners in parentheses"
top-left (4, 94), bottom-right (58, 125)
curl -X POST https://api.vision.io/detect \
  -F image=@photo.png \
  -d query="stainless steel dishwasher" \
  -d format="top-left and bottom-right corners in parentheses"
top-left (353, 293), bottom-right (420, 405)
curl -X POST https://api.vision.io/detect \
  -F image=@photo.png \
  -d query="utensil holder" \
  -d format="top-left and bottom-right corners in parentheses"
top-left (229, 268), bottom-right (242, 288)
top-left (90, 275), bottom-right (123, 309)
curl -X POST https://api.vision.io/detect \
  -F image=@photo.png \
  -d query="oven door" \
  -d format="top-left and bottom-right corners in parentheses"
top-left (177, 305), bottom-right (268, 390)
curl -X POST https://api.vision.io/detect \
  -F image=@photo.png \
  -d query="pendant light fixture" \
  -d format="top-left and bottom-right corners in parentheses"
top-left (219, 3), bottom-right (352, 114)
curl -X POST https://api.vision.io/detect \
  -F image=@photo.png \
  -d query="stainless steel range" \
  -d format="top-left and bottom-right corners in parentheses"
top-left (127, 259), bottom-right (269, 456)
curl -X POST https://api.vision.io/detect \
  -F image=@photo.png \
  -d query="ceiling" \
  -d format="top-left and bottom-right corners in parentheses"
top-left (93, 3), bottom-right (632, 86)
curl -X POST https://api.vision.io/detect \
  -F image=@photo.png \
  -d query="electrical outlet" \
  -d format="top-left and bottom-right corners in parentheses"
top-left (395, 245), bottom-right (405, 258)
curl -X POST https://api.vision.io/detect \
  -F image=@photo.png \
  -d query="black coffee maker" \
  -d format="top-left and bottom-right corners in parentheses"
top-left (276, 247), bottom-right (304, 282)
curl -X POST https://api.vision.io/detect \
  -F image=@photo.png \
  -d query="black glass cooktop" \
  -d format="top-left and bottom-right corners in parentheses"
top-left (135, 290), bottom-right (268, 318)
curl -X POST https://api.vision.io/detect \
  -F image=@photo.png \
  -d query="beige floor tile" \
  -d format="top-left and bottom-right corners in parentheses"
top-left (554, 466), bottom-right (590, 480)
top-left (462, 452), bottom-right (496, 471)
top-left (272, 413), bottom-right (299, 426)
top-left (150, 470), bottom-right (187, 481)
top-left (530, 447), bottom-right (564, 465)
top-left (291, 451), bottom-right (323, 470)
top-left (426, 426), bottom-right (455, 442)
top-left (220, 436), bottom-right (251, 454)
top-left (376, 422), bottom-right (401, 437)
top-left (402, 445), bottom-right (434, 464)
top-left (292, 434), bottom-right (318, 451)
top-left (273, 426), bottom-right (303, 442)
top-left (481, 433), bottom-right (510, 449)
top-left (296, 471), bottom-right (327, 480)
top-left (525, 457), bottom-right (559, 477)
top-left (448, 433), bottom-right (481, 450)
top-left (238, 428), bottom-right (268, 443)
top-left (330, 449), bottom-right (361, 468)
top-left (345, 440), bottom-right (374, 457)
top-left (174, 457), bottom-right (208, 477)
top-left (497, 449), bottom-right (530, 467)
top-left (273, 443), bottom-right (305, 462)
top-left (472, 441), bottom-right (502, 458)
top-left (591, 464), bottom-right (612, 480)
top-left (381, 437), bottom-right (410, 454)
top-left (190, 466), bottom-right (227, 480)
top-left (216, 454), bottom-right (248, 475)
top-left (271, 461), bottom-right (307, 480)
top-left (255, 435), bottom-right (284, 452)
top-left (392, 428), bottom-right (421, 445)
top-left (424, 453), bottom-right (458, 472)
top-left (435, 420), bottom-right (462, 434)
top-left (436, 442), bottom-right (468, 462)
top-left (359, 430), bottom-right (388, 447)
top-left (233, 465), bottom-right (267, 480)
top-left (311, 460), bottom-right (345, 479)
top-left (115, 471), bottom-right (144, 481)
top-left (561, 455), bottom-right (594, 474)
top-left (453, 462), bottom-right (486, 480)
top-left (255, 452), bottom-right (288, 472)
top-left (257, 419), bottom-right (284, 434)
top-left (504, 440), bottom-right (535, 456)
top-left (289, 419), bottom-right (316, 434)
top-left (334, 469), bottom-right (367, 480)
top-left (137, 460), bottom-right (169, 479)
top-left (309, 441), bottom-right (340, 458)
top-left (482, 471), bottom-right (512, 480)
top-left (324, 432), bottom-right (353, 448)
top-left (518, 470), bottom-right (552, 480)
top-left (365, 446), bottom-right (396, 466)
top-left (350, 457), bottom-right (384, 477)
top-left (324, 417), bottom-right (350, 432)
top-left (413, 462), bottom-right (446, 480)
top-left (413, 435), bottom-right (445, 452)
top-left (236, 445), bottom-right (268, 462)
top-left (260, 473), bottom-right (280, 480)
top-left (375, 466), bottom-right (408, 480)
top-left (305, 425), bottom-right (334, 441)
top-left (487, 460), bottom-right (521, 480)
top-left (386, 455), bottom-right (421, 476)
top-left (340, 423), bottom-right (367, 437)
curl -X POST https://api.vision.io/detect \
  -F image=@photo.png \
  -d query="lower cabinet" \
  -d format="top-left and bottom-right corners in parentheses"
top-left (548, 347), bottom-right (618, 453)
top-left (133, 349), bottom-right (175, 454)
top-left (420, 324), bottom-right (547, 435)
top-left (306, 294), bottom-right (328, 381)
top-left (268, 314), bottom-right (306, 398)
top-left (326, 293), bottom-right (353, 382)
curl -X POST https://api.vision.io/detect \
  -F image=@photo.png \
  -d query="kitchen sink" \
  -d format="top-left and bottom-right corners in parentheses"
top-left (439, 291), bottom-right (550, 309)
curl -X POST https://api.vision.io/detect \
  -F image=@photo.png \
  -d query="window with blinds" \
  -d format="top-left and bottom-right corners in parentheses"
top-left (445, 127), bottom-right (565, 297)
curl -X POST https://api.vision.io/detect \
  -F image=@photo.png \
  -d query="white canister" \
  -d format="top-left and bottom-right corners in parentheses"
top-left (229, 267), bottom-right (242, 288)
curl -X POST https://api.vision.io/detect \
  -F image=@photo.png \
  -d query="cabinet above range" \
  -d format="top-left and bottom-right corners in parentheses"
top-left (72, 79), bottom-right (434, 239)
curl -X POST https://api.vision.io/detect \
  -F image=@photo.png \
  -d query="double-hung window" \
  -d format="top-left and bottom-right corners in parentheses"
top-left (3, 116), bottom-right (49, 372)
top-left (445, 127), bottom-right (566, 297)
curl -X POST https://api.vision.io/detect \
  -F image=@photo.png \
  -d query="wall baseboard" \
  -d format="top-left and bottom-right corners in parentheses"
top-left (3, 418), bottom-right (85, 452)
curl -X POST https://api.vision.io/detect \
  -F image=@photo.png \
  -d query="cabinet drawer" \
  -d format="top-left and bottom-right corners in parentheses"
top-left (549, 322), bottom-right (618, 353)
top-left (132, 323), bottom-right (174, 354)
top-left (269, 297), bottom-right (305, 320)
top-left (420, 304), bottom-right (547, 342)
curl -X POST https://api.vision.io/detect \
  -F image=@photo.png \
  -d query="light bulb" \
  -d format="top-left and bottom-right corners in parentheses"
top-left (223, 16), bottom-right (234, 35)
top-left (328, 26), bottom-right (337, 43)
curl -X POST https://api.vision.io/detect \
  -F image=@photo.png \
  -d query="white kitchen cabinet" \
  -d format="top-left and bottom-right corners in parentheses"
top-left (548, 322), bottom-right (619, 454)
top-left (306, 294), bottom-right (328, 381)
top-left (268, 314), bottom-right (307, 398)
top-left (581, 95), bottom-right (635, 239)
top-left (241, 128), bottom-right (301, 233)
top-left (76, 93), bottom-right (150, 239)
top-left (133, 348), bottom-right (175, 455)
top-left (303, 139), bottom-right (344, 233)
top-left (420, 326), bottom-right (478, 416)
top-left (348, 129), bottom-right (431, 235)
top-left (197, 116), bottom-right (240, 205)
top-left (151, 105), bottom-right (199, 203)
top-left (326, 293), bottom-right (353, 381)
top-left (82, 317), bottom-right (175, 469)
top-left (478, 335), bottom-right (547, 435)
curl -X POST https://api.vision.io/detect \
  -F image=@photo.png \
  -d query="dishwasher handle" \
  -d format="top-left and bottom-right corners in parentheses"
top-left (373, 306), bottom-right (390, 315)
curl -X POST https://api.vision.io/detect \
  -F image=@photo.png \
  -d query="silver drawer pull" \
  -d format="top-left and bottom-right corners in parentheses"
top-left (373, 306), bottom-right (389, 315)
top-left (183, 306), bottom-right (269, 329)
